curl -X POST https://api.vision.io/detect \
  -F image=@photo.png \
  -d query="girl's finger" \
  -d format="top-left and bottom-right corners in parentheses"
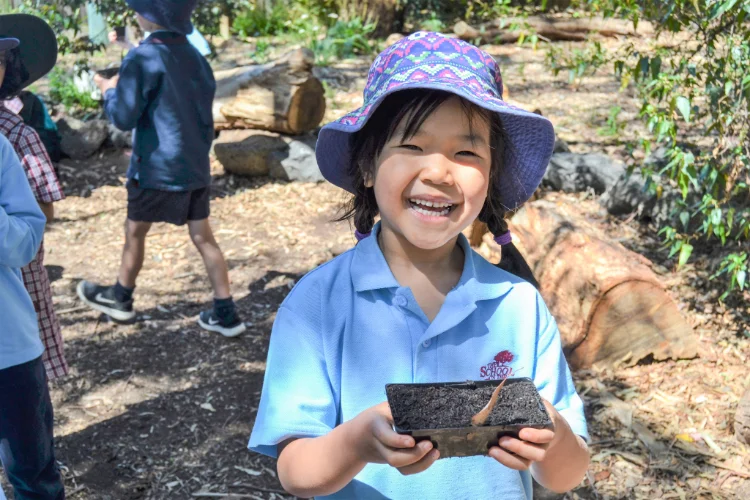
top-left (488, 446), bottom-right (532, 471)
top-left (376, 438), bottom-right (434, 468)
top-left (518, 427), bottom-right (555, 444)
top-left (371, 415), bottom-right (415, 449)
top-left (397, 449), bottom-right (440, 476)
top-left (498, 436), bottom-right (547, 462)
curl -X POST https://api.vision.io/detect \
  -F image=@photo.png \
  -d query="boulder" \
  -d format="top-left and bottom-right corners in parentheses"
top-left (213, 130), bottom-right (324, 182)
top-left (268, 135), bottom-right (324, 182)
top-left (544, 152), bottom-right (625, 194)
top-left (57, 117), bottom-right (109, 160)
top-left (599, 148), bottom-right (689, 225)
top-left (214, 130), bottom-right (286, 177)
top-left (105, 123), bottom-right (133, 149)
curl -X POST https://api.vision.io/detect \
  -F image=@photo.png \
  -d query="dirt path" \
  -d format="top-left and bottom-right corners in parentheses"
top-left (2, 38), bottom-right (747, 499)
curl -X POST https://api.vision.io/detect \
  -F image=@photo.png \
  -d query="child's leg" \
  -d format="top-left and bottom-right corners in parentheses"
top-left (77, 218), bottom-right (150, 322)
top-left (188, 217), bottom-right (245, 337)
top-left (187, 218), bottom-right (230, 298)
top-left (118, 219), bottom-right (152, 289)
top-left (0, 357), bottom-right (65, 500)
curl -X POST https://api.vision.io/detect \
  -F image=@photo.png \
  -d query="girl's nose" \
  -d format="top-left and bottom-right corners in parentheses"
top-left (419, 154), bottom-right (455, 186)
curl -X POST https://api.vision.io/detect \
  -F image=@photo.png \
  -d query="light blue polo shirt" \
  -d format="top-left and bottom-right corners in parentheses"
top-left (249, 223), bottom-right (588, 500)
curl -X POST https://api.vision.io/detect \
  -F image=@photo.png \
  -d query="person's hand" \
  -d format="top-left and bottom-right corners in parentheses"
top-left (94, 74), bottom-right (119, 94)
top-left (488, 399), bottom-right (558, 470)
top-left (353, 402), bottom-right (440, 475)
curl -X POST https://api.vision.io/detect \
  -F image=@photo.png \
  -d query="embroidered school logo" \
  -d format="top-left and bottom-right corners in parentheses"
top-left (480, 350), bottom-right (516, 380)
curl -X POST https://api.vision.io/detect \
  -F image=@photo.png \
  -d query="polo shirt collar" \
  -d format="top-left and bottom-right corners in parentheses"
top-left (350, 222), bottom-right (513, 304)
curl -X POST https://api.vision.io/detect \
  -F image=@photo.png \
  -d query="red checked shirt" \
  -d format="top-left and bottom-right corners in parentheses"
top-left (0, 105), bottom-right (68, 380)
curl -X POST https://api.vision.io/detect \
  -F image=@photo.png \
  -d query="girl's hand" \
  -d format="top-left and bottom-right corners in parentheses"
top-left (488, 399), bottom-right (558, 470)
top-left (354, 402), bottom-right (440, 475)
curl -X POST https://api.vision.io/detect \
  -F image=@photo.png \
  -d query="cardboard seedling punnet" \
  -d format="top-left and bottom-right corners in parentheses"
top-left (386, 378), bottom-right (553, 459)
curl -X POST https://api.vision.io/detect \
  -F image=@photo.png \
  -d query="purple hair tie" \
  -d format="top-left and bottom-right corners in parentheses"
top-left (355, 229), bottom-right (371, 241)
top-left (494, 230), bottom-right (513, 246)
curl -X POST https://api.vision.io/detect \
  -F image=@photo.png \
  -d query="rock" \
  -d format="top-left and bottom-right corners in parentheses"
top-left (385, 33), bottom-right (405, 47)
top-left (213, 130), bottom-right (323, 182)
top-left (553, 138), bottom-right (571, 153)
top-left (105, 123), bottom-right (133, 149)
top-left (214, 130), bottom-right (286, 177)
top-left (268, 135), bottom-right (324, 182)
top-left (544, 152), bottom-right (625, 194)
top-left (599, 148), bottom-right (690, 225)
top-left (57, 117), bottom-right (109, 159)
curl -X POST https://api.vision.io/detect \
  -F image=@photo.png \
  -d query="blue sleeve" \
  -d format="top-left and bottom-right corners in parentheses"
top-left (104, 49), bottom-right (158, 131)
top-left (533, 293), bottom-right (589, 442)
top-left (0, 137), bottom-right (45, 268)
top-left (187, 28), bottom-right (212, 57)
top-left (249, 292), bottom-right (337, 458)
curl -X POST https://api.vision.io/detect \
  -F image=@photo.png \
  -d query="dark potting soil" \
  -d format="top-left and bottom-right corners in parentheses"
top-left (387, 379), bottom-right (550, 430)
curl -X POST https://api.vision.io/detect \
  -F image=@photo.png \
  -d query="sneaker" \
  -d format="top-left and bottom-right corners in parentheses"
top-left (77, 281), bottom-right (136, 322)
top-left (197, 310), bottom-right (246, 337)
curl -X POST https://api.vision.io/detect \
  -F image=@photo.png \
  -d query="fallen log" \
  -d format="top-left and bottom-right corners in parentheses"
top-left (454, 20), bottom-right (585, 44)
top-left (454, 16), bottom-right (650, 44)
top-left (213, 48), bottom-right (326, 135)
top-left (469, 200), bottom-right (698, 369)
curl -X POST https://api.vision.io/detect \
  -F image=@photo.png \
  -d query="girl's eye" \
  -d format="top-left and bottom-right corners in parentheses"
top-left (457, 150), bottom-right (480, 158)
top-left (398, 144), bottom-right (422, 151)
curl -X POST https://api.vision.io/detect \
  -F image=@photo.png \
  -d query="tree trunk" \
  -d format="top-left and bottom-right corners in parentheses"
top-left (213, 48), bottom-right (326, 135)
top-left (471, 201), bottom-right (698, 369)
top-left (736, 387), bottom-right (750, 445)
top-left (339, 0), bottom-right (403, 37)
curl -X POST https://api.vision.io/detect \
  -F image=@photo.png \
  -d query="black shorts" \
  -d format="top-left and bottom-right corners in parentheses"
top-left (127, 180), bottom-right (210, 226)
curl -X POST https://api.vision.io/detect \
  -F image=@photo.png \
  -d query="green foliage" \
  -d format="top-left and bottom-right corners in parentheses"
top-left (597, 105), bottom-right (625, 137)
top-left (419, 13), bottom-right (446, 32)
top-left (546, 40), bottom-right (608, 86)
top-left (232, 2), bottom-right (289, 37)
top-left (546, 0), bottom-right (750, 298)
top-left (309, 17), bottom-right (377, 65)
top-left (47, 68), bottom-right (100, 113)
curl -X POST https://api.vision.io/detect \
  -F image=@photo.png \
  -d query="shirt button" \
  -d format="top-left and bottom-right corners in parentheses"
top-left (394, 296), bottom-right (408, 307)
top-left (422, 339), bottom-right (431, 347)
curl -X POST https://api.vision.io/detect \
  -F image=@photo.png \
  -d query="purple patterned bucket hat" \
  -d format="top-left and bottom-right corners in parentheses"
top-left (315, 31), bottom-right (555, 211)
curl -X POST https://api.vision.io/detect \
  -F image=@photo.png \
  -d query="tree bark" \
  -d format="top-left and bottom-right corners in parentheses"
top-left (213, 48), bottom-right (326, 135)
top-left (470, 201), bottom-right (698, 369)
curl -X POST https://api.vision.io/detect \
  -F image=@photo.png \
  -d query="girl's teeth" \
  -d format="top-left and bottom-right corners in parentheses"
top-left (412, 205), bottom-right (451, 217)
top-left (409, 199), bottom-right (452, 208)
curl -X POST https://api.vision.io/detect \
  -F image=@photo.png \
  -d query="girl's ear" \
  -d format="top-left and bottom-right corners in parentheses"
top-left (364, 172), bottom-right (374, 188)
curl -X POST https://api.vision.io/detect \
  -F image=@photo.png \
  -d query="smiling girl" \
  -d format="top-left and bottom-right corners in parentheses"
top-left (249, 32), bottom-right (589, 500)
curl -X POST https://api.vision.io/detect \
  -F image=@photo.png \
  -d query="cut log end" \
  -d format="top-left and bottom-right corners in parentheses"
top-left (567, 280), bottom-right (698, 369)
top-left (288, 78), bottom-right (327, 134)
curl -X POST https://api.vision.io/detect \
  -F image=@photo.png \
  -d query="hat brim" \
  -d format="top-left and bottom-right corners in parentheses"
top-left (126, 0), bottom-right (195, 35)
top-left (0, 38), bottom-right (20, 51)
top-left (316, 78), bottom-right (555, 211)
top-left (0, 14), bottom-right (57, 90)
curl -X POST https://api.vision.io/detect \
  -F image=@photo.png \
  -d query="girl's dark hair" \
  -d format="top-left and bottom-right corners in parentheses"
top-left (337, 88), bottom-right (539, 287)
top-left (0, 48), bottom-right (29, 100)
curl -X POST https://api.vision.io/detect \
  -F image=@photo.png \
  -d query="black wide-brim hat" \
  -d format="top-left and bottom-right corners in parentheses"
top-left (126, 0), bottom-right (197, 35)
top-left (0, 14), bottom-right (58, 90)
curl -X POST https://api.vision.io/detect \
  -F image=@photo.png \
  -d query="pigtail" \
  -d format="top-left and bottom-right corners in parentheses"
top-left (352, 164), bottom-right (378, 239)
top-left (478, 204), bottom-right (539, 289)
